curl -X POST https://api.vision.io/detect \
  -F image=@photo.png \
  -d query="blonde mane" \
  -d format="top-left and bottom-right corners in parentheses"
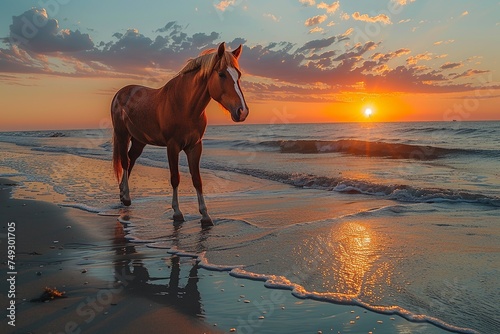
top-left (178, 48), bottom-right (239, 78)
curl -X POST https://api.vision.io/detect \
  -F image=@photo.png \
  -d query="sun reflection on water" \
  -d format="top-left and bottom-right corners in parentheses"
top-left (330, 222), bottom-right (376, 295)
top-left (294, 221), bottom-right (393, 304)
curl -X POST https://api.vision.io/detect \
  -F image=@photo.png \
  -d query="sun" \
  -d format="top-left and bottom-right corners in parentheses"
top-left (364, 108), bottom-right (373, 118)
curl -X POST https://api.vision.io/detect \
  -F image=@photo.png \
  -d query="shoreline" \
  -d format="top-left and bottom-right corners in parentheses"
top-left (0, 178), bottom-right (220, 334)
top-left (1, 177), bottom-right (471, 334)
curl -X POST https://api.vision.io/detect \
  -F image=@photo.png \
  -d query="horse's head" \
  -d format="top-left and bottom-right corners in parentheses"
top-left (208, 42), bottom-right (249, 122)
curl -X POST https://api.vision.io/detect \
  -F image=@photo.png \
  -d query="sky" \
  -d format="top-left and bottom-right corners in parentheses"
top-left (0, 0), bottom-right (499, 130)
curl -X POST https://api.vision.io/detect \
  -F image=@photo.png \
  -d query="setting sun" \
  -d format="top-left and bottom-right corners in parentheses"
top-left (364, 108), bottom-right (373, 118)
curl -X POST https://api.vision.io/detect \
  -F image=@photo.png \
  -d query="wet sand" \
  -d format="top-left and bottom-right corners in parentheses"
top-left (0, 178), bottom-right (220, 334)
top-left (0, 176), bottom-right (460, 334)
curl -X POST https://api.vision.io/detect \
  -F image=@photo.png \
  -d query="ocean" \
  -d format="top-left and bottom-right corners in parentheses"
top-left (0, 121), bottom-right (499, 333)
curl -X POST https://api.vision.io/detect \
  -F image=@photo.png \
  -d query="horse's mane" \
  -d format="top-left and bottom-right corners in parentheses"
top-left (178, 48), bottom-right (239, 78)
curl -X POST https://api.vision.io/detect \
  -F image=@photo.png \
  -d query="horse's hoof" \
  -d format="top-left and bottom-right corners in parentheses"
top-left (201, 217), bottom-right (214, 227)
top-left (121, 198), bottom-right (131, 206)
top-left (173, 212), bottom-right (185, 222)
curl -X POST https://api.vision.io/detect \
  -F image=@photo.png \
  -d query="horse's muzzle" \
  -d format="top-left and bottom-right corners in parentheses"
top-left (232, 107), bottom-right (249, 122)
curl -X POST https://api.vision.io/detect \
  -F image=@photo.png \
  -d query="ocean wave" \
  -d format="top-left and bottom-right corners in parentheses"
top-left (404, 125), bottom-right (497, 136)
top-left (203, 164), bottom-right (500, 208)
top-left (266, 139), bottom-right (473, 160)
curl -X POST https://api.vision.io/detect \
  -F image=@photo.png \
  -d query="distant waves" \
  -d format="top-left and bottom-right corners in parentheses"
top-left (269, 139), bottom-right (494, 160)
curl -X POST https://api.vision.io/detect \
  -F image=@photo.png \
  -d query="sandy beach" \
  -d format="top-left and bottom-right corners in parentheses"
top-left (0, 178), bottom-right (221, 334)
top-left (0, 176), bottom-right (453, 334)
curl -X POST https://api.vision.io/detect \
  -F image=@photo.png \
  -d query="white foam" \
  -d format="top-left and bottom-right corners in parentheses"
top-left (197, 251), bottom-right (244, 271)
top-left (60, 203), bottom-right (103, 213)
top-left (221, 267), bottom-right (480, 334)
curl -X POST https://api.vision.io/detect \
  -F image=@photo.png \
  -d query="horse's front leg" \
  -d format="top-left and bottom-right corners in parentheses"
top-left (167, 146), bottom-right (184, 222)
top-left (186, 143), bottom-right (213, 227)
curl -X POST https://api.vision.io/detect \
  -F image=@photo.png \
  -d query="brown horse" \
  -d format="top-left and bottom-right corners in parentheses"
top-left (111, 42), bottom-right (249, 226)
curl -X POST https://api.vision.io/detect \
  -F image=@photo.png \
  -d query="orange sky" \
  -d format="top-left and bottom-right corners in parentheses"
top-left (1, 2), bottom-right (499, 131)
top-left (1, 74), bottom-right (498, 131)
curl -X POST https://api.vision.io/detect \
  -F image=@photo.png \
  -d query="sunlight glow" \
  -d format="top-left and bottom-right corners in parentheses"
top-left (364, 108), bottom-right (373, 118)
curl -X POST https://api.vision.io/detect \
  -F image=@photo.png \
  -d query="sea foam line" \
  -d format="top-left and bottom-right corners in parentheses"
top-left (60, 203), bottom-right (103, 213)
top-left (150, 248), bottom-right (479, 334)
top-left (227, 267), bottom-right (480, 334)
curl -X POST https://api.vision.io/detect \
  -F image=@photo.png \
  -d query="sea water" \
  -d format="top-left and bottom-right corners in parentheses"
top-left (0, 121), bottom-right (499, 333)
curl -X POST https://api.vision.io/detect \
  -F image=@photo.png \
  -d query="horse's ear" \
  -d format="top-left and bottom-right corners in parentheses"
top-left (217, 42), bottom-right (226, 58)
top-left (232, 44), bottom-right (243, 59)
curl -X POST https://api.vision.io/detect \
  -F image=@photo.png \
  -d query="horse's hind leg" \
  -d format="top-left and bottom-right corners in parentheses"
top-left (128, 138), bottom-right (146, 176)
top-left (117, 133), bottom-right (132, 206)
top-left (167, 146), bottom-right (184, 222)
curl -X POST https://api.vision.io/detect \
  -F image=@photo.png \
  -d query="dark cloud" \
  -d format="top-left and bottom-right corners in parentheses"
top-left (333, 41), bottom-right (378, 61)
top-left (76, 23), bottom-right (221, 75)
top-left (452, 69), bottom-right (490, 79)
top-left (440, 62), bottom-right (462, 70)
top-left (0, 8), bottom-right (494, 96)
top-left (191, 32), bottom-right (219, 48)
top-left (8, 8), bottom-right (93, 53)
top-left (296, 36), bottom-right (336, 53)
top-left (371, 48), bottom-right (410, 64)
top-left (155, 21), bottom-right (181, 33)
top-left (307, 50), bottom-right (337, 60)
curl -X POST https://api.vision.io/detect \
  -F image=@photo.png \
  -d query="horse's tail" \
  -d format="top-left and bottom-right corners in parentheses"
top-left (112, 131), bottom-right (123, 182)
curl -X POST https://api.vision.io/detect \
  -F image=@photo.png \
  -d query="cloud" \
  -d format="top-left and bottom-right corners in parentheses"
top-left (391, 0), bottom-right (416, 5)
top-left (452, 69), bottom-right (489, 79)
top-left (433, 39), bottom-right (454, 46)
top-left (333, 41), bottom-right (378, 61)
top-left (8, 8), bottom-right (94, 53)
top-left (339, 28), bottom-right (354, 39)
top-left (398, 19), bottom-right (411, 24)
top-left (407, 52), bottom-right (433, 65)
top-left (155, 21), bottom-right (183, 34)
top-left (295, 30), bottom-right (353, 53)
top-left (434, 54), bottom-right (448, 59)
top-left (296, 36), bottom-right (336, 53)
top-left (299, 0), bottom-right (316, 6)
top-left (317, 1), bottom-right (340, 14)
top-left (340, 12), bottom-right (350, 20)
top-left (263, 13), bottom-right (280, 22)
top-left (371, 48), bottom-right (411, 63)
top-left (460, 11), bottom-right (469, 17)
top-left (214, 0), bottom-right (238, 12)
top-left (309, 27), bottom-right (324, 34)
top-left (0, 44), bottom-right (50, 74)
top-left (1, 8), bottom-right (494, 97)
top-left (82, 25), bottom-right (221, 75)
top-left (305, 15), bottom-right (328, 26)
top-left (352, 12), bottom-right (392, 25)
top-left (440, 62), bottom-right (463, 70)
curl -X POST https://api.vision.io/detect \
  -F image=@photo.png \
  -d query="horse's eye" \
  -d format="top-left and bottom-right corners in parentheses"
top-left (218, 71), bottom-right (226, 78)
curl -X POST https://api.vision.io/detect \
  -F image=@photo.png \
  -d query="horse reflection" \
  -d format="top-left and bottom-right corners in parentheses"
top-left (112, 221), bottom-right (203, 317)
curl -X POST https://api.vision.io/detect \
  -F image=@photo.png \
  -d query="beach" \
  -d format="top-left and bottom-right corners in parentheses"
top-left (1, 122), bottom-right (499, 333)
top-left (0, 178), bottom-right (464, 334)
top-left (0, 178), bottom-right (222, 334)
